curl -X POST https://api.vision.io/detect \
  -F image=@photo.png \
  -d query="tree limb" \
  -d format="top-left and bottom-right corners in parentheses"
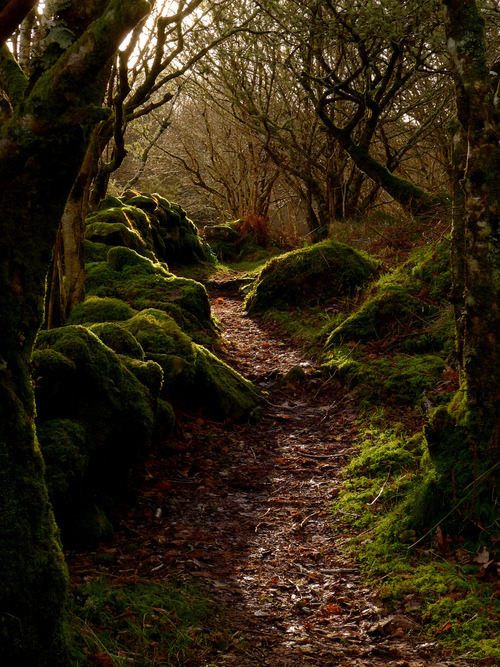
top-left (0, 0), bottom-right (37, 48)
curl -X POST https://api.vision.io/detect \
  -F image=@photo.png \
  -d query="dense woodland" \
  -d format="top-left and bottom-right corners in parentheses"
top-left (0, 0), bottom-right (499, 664)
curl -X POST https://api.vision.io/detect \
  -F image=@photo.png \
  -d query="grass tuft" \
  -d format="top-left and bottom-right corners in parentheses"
top-left (69, 577), bottom-right (226, 665)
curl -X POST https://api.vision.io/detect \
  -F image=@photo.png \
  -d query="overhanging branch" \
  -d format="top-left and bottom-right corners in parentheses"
top-left (0, 0), bottom-right (37, 48)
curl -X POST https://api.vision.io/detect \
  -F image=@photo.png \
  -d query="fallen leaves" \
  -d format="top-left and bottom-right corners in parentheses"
top-left (68, 286), bottom-right (461, 667)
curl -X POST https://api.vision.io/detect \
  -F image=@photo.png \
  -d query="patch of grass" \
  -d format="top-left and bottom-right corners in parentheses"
top-left (260, 306), bottom-right (334, 355)
top-left (69, 577), bottom-right (227, 665)
top-left (332, 416), bottom-right (500, 663)
top-left (323, 348), bottom-right (449, 407)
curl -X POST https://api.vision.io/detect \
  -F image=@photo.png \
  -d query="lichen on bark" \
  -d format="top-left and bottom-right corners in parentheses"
top-left (0, 1), bottom-right (151, 662)
top-left (423, 0), bottom-right (500, 536)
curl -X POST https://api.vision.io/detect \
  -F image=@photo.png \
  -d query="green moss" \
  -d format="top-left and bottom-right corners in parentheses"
top-left (84, 254), bottom-right (217, 343)
top-left (0, 440), bottom-right (71, 666)
top-left (33, 326), bottom-right (157, 545)
top-left (325, 239), bottom-right (452, 350)
top-left (323, 350), bottom-right (446, 406)
top-left (67, 295), bottom-right (136, 324)
top-left (84, 239), bottom-right (109, 263)
top-left (245, 239), bottom-right (378, 314)
top-left (118, 357), bottom-right (163, 394)
top-left (124, 309), bottom-right (194, 360)
top-left (96, 195), bottom-right (125, 210)
top-left (35, 419), bottom-right (115, 544)
top-left (192, 343), bottom-right (260, 420)
top-left (326, 290), bottom-right (439, 347)
top-left (85, 219), bottom-right (150, 256)
top-left (89, 322), bottom-right (145, 359)
top-left (121, 309), bottom-right (259, 419)
top-left (423, 393), bottom-right (500, 537)
top-left (331, 418), bottom-right (499, 661)
top-left (260, 305), bottom-right (332, 354)
top-left (106, 245), bottom-right (166, 273)
top-left (91, 192), bottom-right (215, 265)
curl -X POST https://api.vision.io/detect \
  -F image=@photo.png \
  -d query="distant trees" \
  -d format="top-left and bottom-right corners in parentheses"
top-left (129, 0), bottom-right (454, 238)
top-left (6, 0), bottom-right (257, 326)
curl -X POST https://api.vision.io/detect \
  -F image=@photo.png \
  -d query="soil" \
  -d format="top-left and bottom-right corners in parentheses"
top-left (67, 278), bottom-right (473, 666)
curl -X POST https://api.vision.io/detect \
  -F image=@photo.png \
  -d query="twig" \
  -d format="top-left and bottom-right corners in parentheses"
top-left (368, 471), bottom-right (391, 505)
top-left (299, 510), bottom-right (322, 528)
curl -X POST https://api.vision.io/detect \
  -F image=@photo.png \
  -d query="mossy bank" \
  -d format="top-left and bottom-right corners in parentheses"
top-left (35, 193), bottom-right (259, 546)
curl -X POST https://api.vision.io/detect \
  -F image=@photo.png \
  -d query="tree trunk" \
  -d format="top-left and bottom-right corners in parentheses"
top-left (0, 2), bottom-right (150, 662)
top-left (425, 0), bottom-right (500, 533)
top-left (45, 133), bottom-right (100, 327)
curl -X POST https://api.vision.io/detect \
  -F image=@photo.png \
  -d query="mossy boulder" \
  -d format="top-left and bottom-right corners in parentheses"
top-left (204, 217), bottom-right (277, 262)
top-left (322, 239), bottom-right (455, 407)
top-left (67, 295), bottom-right (137, 325)
top-left (84, 239), bottom-right (109, 263)
top-left (325, 238), bottom-right (453, 353)
top-left (87, 191), bottom-right (215, 266)
top-left (122, 309), bottom-right (260, 419)
top-left (245, 240), bottom-right (379, 314)
top-left (89, 322), bottom-right (145, 359)
top-left (83, 247), bottom-right (217, 345)
top-left (323, 349), bottom-right (446, 405)
top-left (85, 209), bottom-right (155, 259)
top-left (33, 325), bottom-right (166, 545)
top-left (204, 220), bottom-right (248, 261)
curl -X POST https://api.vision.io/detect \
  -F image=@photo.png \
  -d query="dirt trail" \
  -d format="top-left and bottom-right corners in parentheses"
top-left (69, 283), bottom-right (470, 666)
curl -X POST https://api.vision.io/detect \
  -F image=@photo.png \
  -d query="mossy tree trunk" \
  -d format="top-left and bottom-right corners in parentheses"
top-left (0, 2), bottom-right (150, 664)
top-left (425, 0), bottom-right (500, 534)
top-left (46, 132), bottom-right (102, 328)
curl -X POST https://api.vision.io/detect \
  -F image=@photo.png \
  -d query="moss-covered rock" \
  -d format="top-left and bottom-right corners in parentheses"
top-left (204, 220), bottom-right (245, 261)
top-left (84, 247), bottom-right (217, 345)
top-left (84, 239), bottom-right (109, 263)
top-left (89, 322), bottom-right (145, 359)
top-left (119, 357), bottom-right (164, 396)
top-left (33, 326), bottom-right (165, 545)
top-left (322, 239), bottom-right (455, 407)
top-left (203, 217), bottom-right (277, 262)
top-left (245, 239), bottom-right (379, 314)
top-left (325, 238), bottom-right (453, 353)
top-left (85, 214), bottom-right (154, 258)
top-left (36, 418), bottom-right (115, 545)
top-left (122, 309), bottom-right (260, 419)
top-left (67, 295), bottom-right (137, 325)
top-left (87, 191), bottom-right (215, 266)
top-left (323, 349), bottom-right (446, 405)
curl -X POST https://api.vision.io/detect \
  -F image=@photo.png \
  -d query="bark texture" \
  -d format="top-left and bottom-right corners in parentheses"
top-left (0, 1), bottom-right (150, 663)
top-left (425, 0), bottom-right (500, 533)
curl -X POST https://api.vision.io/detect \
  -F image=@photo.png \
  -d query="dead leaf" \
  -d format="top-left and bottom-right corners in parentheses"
top-left (434, 621), bottom-right (454, 636)
top-left (475, 547), bottom-right (493, 570)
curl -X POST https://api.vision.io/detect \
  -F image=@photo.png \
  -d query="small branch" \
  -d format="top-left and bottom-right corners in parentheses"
top-left (0, 0), bottom-right (37, 48)
top-left (368, 471), bottom-right (391, 505)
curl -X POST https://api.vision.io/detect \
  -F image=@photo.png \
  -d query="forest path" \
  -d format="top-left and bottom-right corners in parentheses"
top-left (69, 280), bottom-right (465, 666)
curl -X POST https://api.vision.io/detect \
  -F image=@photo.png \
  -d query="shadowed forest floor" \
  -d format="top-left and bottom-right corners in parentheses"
top-left (68, 279), bottom-right (476, 666)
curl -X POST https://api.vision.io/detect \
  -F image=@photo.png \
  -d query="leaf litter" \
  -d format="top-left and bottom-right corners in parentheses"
top-left (67, 282), bottom-right (476, 666)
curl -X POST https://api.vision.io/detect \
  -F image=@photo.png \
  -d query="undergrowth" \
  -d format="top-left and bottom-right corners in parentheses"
top-left (69, 577), bottom-right (226, 665)
top-left (332, 417), bottom-right (500, 663)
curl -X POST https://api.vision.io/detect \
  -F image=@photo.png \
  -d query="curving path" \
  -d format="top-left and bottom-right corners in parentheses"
top-left (70, 282), bottom-right (471, 666)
